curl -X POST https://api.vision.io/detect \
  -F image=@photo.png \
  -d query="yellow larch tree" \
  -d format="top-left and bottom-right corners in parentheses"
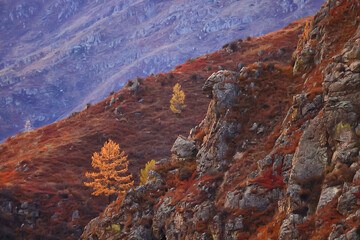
top-left (170, 83), bottom-right (186, 114)
top-left (139, 159), bottom-right (156, 185)
top-left (84, 139), bottom-right (134, 198)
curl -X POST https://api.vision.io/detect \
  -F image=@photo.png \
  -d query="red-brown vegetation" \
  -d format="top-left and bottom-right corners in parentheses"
top-left (0, 16), bottom-right (315, 239)
top-left (250, 167), bottom-right (285, 190)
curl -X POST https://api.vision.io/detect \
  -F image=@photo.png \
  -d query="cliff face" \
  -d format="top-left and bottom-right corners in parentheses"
top-left (0, 0), bottom-right (325, 142)
top-left (81, 0), bottom-right (360, 239)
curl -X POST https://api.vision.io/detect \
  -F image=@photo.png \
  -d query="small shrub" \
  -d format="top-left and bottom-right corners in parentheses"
top-left (139, 160), bottom-right (156, 185)
top-left (292, 203), bottom-right (309, 216)
top-left (222, 43), bottom-right (229, 49)
top-left (229, 42), bottom-right (238, 52)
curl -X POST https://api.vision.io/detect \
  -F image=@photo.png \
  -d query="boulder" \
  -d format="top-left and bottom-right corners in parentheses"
top-left (72, 210), bottom-right (80, 222)
top-left (337, 183), bottom-right (360, 215)
top-left (224, 191), bottom-right (240, 209)
top-left (153, 197), bottom-right (175, 238)
top-left (171, 135), bottom-right (196, 159)
top-left (123, 78), bottom-right (143, 95)
top-left (316, 186), bottom-right (341, 212)
top-left (346, 227), bottom-right (360, 240)
top-left (279, 214), bottom-right (303, 240)
top-left (349, 61), bottom-right (360, 73)
top-left (128, 225), bottom-right (152, 240)
top-left (290, 118), bottom-right (327, 180)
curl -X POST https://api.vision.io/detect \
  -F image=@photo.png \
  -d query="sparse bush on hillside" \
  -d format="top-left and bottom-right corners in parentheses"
top-left (222, 43), bottom-right (229, 49)
top-left (139, 159), bottom-right (156, 185)
top-left (84, 139), bottom-right (134, 199)
top-left (170, 83), bottom-right (186, 114)
top-left (229, 42), bottom-right (238, 52)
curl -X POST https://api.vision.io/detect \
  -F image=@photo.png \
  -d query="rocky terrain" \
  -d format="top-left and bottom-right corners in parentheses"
top-left (0, 0), bottom-right (325, 142)
top-left (0, 7), bottom-right (306, 238)
top-left (79, 0), bottom-right (360, 239)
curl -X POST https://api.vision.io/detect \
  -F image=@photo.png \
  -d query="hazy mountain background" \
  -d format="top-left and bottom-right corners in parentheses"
top-left (0, 0), bottom-right (324, 142)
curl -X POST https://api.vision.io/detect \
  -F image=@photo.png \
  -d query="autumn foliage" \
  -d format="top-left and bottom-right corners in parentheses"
top-left (84, 139), bottom-right (134, 197)
top-left (140, 159), bottom-right (156, 185)
top-left (170, 83), bottom-right (186, 114)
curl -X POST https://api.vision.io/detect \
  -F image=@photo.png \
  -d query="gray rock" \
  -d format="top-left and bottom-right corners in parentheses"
top-left (237, 63), bottom-right (244, 70)
top-left (202, 70), bottom-right (238, 100)
top-left (277, 48), bottom-right (286, 55)
top-left (301, 102), bottom-right (316, 116)
top-left (171, 135), bottom-right (196, 159)
top-left (0, 201), bottom-right (13, 214)
top-left (21, 202), bottom-right (29, 209)
top-left (123, 78), bottom-right (143, 95)
top-left (128, 225), bottom-right (152, 240)
top-left (258, 50), bottom-right (265, 56)
top-left (193, 201), bottom-right (213, 222)
top-left (239, 186), bottom-right (270, 211)
top-left (279, 214), bottom-right (303, 240)
top-left (257, 125), bottom-right (264, 134)
top-left (249, 122), bottom-right (258, 131)
top-left (224, 191), bottom-right (240, 209)
top-left (212, 75), bottom-right (239, 113)
top-left (290, 118), bottom-right (327, 180)
top-left (346, 227), bottom-right (360, 240)
top-left (153, 197), bottom-right (174, 233)
top-left (349, 61), bottom-right (360, 73)
top-left (337, 184), bottom-right (360, 215)
top-left (234, 216), bottom-right (243, 230)
top-left (329, 224), bottom-right (346, 240)
top-left (286, 184), bottom-right (301, 198)
top-left (257, 155), bottom-right (273, 170)
top-left (316, 186), bottom-right (341, 212)
top-left (353, 170), bottom-right (360, 182)
top-left (254, 69), bottom-right (261, 78)
top-left (148, 170), bottom-right (161, 181)
top-left (72, 210), bottom-right (80, 221)
top-left (224, 216), bottom-right (243, 236)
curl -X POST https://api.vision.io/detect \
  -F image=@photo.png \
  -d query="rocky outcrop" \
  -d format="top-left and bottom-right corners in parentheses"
top-left (171, 136), bottom-right (196, 159)
top-left (197, 70), bottom-right (241, 175)
top-left (82, 1), bottom-right (360, 239)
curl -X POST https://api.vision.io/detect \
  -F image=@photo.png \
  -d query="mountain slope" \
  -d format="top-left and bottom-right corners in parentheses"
top-left (80, 0), bottom-right (360, 239)
top-left (0, 0), bottom-right (325, 142)
top-left (0, 14), bottom-right (305, 239)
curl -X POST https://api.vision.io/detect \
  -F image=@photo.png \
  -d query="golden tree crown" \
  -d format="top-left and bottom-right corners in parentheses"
top-left (84, 139), bottom-right (134, 197)
top-left (170, 83), bottom-right (186, 114)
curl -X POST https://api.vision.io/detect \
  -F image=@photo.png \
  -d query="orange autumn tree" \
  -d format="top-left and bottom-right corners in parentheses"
top-left (84, 139), bottom-right (134, 198)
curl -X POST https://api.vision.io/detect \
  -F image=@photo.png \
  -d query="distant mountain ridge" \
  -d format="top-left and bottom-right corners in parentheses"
top-left (0, 0), bottom-right (324, 141)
